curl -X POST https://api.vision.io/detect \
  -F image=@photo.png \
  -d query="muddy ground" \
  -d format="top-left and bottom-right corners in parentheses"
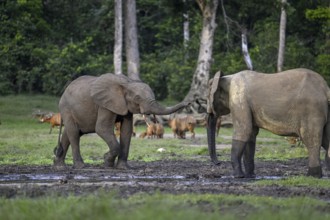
top-left (0, 158), bottom-right (329, 201)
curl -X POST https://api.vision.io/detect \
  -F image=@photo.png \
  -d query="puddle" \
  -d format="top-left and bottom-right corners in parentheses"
top-left (0, 173), bottom-right (284, 184)
top-left (0, 173), bottom-right (187, 183)
top-left (219, 175), bottom-right (284, 180)
top-left (256, 176), bottom-right (283, 180)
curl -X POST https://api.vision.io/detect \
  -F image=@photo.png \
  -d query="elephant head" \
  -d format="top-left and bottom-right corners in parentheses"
top-left (90, 73), bottom-right (188, 116)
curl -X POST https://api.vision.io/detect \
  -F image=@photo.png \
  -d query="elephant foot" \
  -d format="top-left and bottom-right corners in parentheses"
top-left (232, 169), bottom-right (245, 178)
top-left (307, 166), bottom-right (322, 178)
top-left (53, 158), bottom-right (66, 167)
top-left (211, 160), bottom-right (221, 166)
top-left (54, 145), bottom-right (64, 157)
top-left (231, 161), bottom-right (244, 178)
top-left (244, 172), bottom-right (256, 178)
top-left (104, 161), bottom-right (115, 168)
top-left (73, 160), bottom-right (85, 169)
top-left (243, 166), bottom-right (255, 178)
top-left (104, 152), bottom-right (116, 167)
top-left (116, 160), bottom-right (131, 170)
top-left (233, 173), bottom-right (245, 178)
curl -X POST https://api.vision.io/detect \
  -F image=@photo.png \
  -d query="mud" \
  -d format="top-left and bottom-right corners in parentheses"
top-left (0, 158), bottom-right (329, 201)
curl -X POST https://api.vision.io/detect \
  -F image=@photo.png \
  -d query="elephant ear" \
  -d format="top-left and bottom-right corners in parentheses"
top-left (90, 73), bottom-right (129, 115)
top-left (207, 71), bottom-right (222, 115)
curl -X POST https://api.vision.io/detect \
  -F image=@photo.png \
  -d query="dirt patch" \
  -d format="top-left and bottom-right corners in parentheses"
top-left (0, 158), bottom-right (329, 201)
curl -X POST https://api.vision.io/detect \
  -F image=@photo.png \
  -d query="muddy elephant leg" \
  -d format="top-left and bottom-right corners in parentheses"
top-left (95, 108), bottom-right (119, 168)
top-left (231, 140), bottom-right (247, 178)
top-left (322, 122), bottom-right (330, 170)
top-left (243, 127), bottom-right (259, 178)
top-left (306, 145), bottom-right (322, 178)
top-left (54, 129), bottom-right (70, 167)
top-left (55, 120), bottom-right (84, 168)
top-left (117, 113), bottom-right (133, 169)
top-left (71, 135), bottom-right (85, 169)
top-left (66, 120), bottom-right (85, 168)
top-left (231, 108), bottom-right (253, 178)
top-left (301, 128), bottom-right (322, 178)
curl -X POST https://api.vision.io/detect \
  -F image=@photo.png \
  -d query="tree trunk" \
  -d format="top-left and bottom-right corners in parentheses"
top-left (114, 0), bottom-right (123, 75)
top-left (183, 0), bottom-right (190, 60)
top-left (124, 0), bottom-right (140, 80)
top-left (183, 0), bottom-right (218, 113)
top-left (241, 28), bottom-right (253, 70)
top-left (277, 0), bottom-right (287, 72)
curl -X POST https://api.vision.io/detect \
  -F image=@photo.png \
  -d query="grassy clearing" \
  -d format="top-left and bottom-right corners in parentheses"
top-left (0, 94), bottom-right (326, 166)
top-left (0, 94), bottom-right (315, 166)
top-left (1, 95), bottom-right (330, 219)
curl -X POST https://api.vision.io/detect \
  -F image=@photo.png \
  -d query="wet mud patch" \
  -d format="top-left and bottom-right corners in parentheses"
top-left (0, 159), bottom-right (329, 201)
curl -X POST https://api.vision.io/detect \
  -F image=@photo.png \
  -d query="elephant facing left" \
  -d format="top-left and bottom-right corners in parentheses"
top-left (54, 73), bottom-right (189, 169)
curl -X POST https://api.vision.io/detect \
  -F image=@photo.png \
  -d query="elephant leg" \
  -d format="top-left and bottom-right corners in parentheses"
top-left (66, 121), bottom-right (84, 168)
top-left (95, 108), bottom-right (119, 168)
top-left (243, 127), bottom-right (259, 178)
top-left (56, 118), bottom-right (84, 168)
top-left (117, 113), bottom-right (133, 169)
top-left (322, 121), bottom-right (330, 170)
top-left (300, 127), bottom-right (322, 178)
top-left (231, 108), bottom-right (253, 178)
top-left (53, 129), bottom-right (70, 167)
top-left (231, 140), bottom-right (247, 178)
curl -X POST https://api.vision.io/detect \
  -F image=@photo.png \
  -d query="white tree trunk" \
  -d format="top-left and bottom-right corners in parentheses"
top-left (183, 0), bottom-right (218, 113)
top-left (183, 0), bottom-right (190, 51)
top-left (277, 0), bottom-right (287, 72)
top-left (114, 0), bottom-right (123, 75)
top-left (241, 29), bottom-right (253, 70)
top-left (124, 0), bottom-right (140, 80)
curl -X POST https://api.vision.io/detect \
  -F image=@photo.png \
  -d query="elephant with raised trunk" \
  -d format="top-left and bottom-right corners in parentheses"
top-left (207, 68), bottom-right (330, 178)
top-left (54, 73), bottom-right (189, 169)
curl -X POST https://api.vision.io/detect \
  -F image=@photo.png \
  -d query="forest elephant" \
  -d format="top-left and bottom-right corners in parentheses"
top-left (54, 73), bottom-right (189, 169)
top-left (207, 68), bottom-right (330, 178)
top-left (169, 115), bottom-right (196, 139)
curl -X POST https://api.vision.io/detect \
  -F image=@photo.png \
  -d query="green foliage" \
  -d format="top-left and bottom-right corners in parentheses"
top-left (305, 6), bottom-right (330, 82)
top-left (43, 38), bottom-right (112, 95)
top-left (0, 0), bottom-right (329, 97)
top-left (306, 7), bottom-right (330, 20)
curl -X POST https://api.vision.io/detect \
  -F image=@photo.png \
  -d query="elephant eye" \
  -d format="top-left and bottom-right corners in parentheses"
top-left (134, 95), bottom-right (142, 102)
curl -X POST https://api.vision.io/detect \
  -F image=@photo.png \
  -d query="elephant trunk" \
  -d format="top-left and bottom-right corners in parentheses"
top-left (207, 113), bottom-right (221, 165)
top-left (147, 100), bottom-right (189, 115)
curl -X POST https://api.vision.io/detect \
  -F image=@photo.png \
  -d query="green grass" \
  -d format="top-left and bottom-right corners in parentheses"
top-left (0, 192), bottom-right (329, 220)
top-left (1, 95), bottom-right (330, 220)
top-left (254, 176), bottom-right (330, 188)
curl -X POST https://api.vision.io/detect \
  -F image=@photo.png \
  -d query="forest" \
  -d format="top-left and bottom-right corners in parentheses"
top-left (0, 0), bottom-right (329, 101)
